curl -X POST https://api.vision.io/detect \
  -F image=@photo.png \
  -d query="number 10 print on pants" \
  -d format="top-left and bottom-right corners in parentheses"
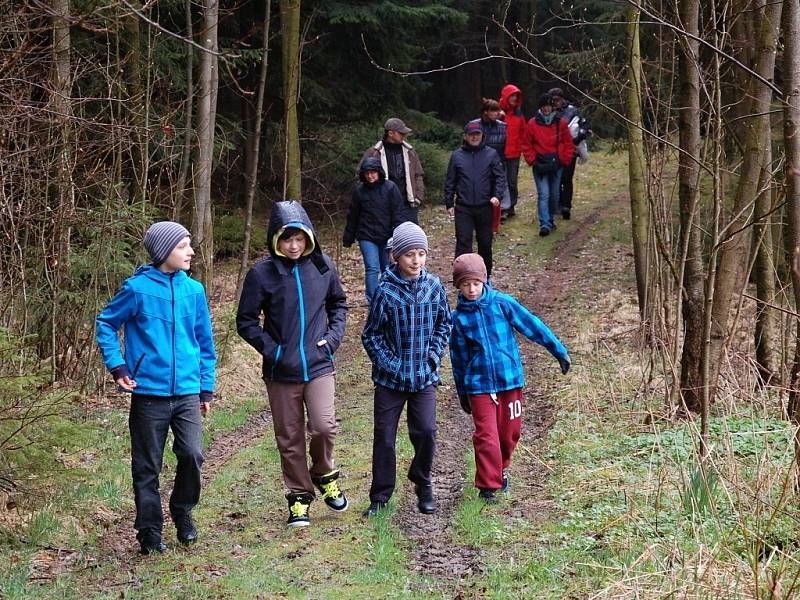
top-left (469, 388), bottom-right (523, 492)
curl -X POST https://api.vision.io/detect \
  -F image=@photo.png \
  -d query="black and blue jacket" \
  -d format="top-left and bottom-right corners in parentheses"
top-left (443, 140), bottom-right (507, 209)
top-left (237, 201), bottom-right (348, 383)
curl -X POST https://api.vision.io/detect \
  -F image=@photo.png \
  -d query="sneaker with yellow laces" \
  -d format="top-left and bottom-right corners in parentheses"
top-left (286, 492), bottom-right (314, 527)
top-left (311, 469), bottom-right (349, 512)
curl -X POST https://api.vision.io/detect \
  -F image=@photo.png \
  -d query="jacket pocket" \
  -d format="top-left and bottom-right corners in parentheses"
top-left (269, 345), bottom-right (283, 380)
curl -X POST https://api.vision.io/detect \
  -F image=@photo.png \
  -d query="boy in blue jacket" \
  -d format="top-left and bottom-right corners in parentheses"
top-left (449, 254), bottom-right (570, 503)
top-left (96, 221), bottom-right (217, 554)
top-left (237, 201), bottom-right (349, 528)
top-left (362, 221), bottom-right (452, 516)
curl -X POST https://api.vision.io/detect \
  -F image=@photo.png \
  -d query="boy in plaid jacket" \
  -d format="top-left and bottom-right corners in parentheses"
top-left (449, 254), bottom-right (570, 502)
top-left (361, 222), bottom-right (452, 516)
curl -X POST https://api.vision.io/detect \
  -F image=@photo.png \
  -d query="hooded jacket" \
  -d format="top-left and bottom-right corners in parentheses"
top-left (443, 139), bottom-right (507, 209)
top-left (499, 84), bottom-right (532, 160)
top-left (360, 139), bottom-right (425, 211)
top-left (362, 266), bottom-right (452, 392)
top-left (237, 201), bottom-right (348, 383)
top-left (449, 285), bottom-right (568, 402)
top-left (96, 265), bottom-right (217, 396)
top-left (343, 158), bottom-right (405, 247)
top-left (522, 111), bottom-right (575, 168)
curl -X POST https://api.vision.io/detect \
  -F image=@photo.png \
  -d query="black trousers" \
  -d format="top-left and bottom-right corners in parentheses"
top-left (129, 394), bottom-right (204, 539)
top-left (559, 155), bottom-right (578, 211)
top-left (454, 202), bottom-right (494, 276)
top-left (369, 384), bottom-right (437, 503)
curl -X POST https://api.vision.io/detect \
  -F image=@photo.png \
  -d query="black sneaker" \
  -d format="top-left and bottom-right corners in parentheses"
top-left (501, 470), bottom-right (510, 494)
top-left (507, 208), bottom-right (516, 218)
top-left (478, 489), bottom-right (498, 504)
top-left (561, 209), bottom-right (571, 220)
top-left (539, 227), bottom-right (550, 237)
top-left (362, 501), bottom-right (388, 517)
top-left (415, 484), bottom-right (436, 514)
top-left (312, 470), bottom-right (348, 512)
top-left (175, 514), bottom-right (198, 545)
top-left (138, 531), bottom-right (168, 555)
top-left (286, 492), bottom-right (314, 527)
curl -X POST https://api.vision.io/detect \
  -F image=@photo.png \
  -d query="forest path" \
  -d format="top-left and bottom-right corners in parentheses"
top-left (60, 158), bottom-right (632, 597)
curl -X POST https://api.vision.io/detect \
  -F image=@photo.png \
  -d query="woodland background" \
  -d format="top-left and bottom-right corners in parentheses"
top-left (5, 0), bottom-right (800, 597)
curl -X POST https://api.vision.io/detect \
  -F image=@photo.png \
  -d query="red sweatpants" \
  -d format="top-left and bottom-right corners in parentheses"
top-left (470, 388), bottom-right (522, 491)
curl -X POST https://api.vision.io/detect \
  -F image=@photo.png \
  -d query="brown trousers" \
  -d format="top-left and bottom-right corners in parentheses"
top-left (266, 373), bottom-right (337, 494)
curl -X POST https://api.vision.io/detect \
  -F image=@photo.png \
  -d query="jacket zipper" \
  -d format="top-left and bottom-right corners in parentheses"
top-left (293, 264), bottom-right (309, 382)
top-left (170, 273), bottom-right (176, 395)
top-left (411, 278), bottom-right (418, 388)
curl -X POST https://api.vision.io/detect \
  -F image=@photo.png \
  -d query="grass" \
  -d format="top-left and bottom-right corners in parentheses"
top-left (7, 146), bottom-right (800, 598)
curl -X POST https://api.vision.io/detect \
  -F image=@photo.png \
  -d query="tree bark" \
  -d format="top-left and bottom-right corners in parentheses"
top-left (625, 4), bottom-right (649, 325)
top-left (677, 0), bottom-right (705, 413)
top-left (193, 0), bottom-right (219, 289)
top-left (281, 0), bottom-right (301, 200)
top-left (237, 0), bottom-right (272, 300)
top-left (706, 0), bottom-right (782, 401)
top-left (174, 0), bottom-right (194, 221)
top-left (121, 0), bottom-right (145, 204)
top-left (753, 133), bottom-right (779, 387)
top-left (783, 0), bottom-right (800, 421)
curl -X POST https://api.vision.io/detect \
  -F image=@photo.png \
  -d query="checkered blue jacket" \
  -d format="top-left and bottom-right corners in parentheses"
top-left (449, 285), bottom-right (568, 401)
top-left (362, 266), bottom-right (452, 392)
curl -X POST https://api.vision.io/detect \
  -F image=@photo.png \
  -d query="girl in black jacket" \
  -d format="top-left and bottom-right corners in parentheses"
top-left (343, 157), bottom-right (404, 303)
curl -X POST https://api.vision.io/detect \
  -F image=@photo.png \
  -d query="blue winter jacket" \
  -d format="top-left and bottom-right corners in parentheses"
top-left (362, 266), bottom-right (452, 392)
top-left (96, 266), bottom-right (217, 396)
top-left (449, 285), bottom-right (568, 402)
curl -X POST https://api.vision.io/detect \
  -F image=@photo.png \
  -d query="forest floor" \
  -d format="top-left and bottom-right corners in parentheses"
top-left (3, 148), bottom-right (799, 599)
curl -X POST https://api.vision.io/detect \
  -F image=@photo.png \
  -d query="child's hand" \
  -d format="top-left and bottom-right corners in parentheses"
top-left (558, 357), bottom-right (571, 375)
top-left (115, 375), bottom-right (137, 392)
top-left (200, 402), bottom-right (211, 417)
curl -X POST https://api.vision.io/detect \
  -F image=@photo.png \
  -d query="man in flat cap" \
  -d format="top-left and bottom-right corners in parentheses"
top-left (360, 117), bottom-right (425, 223)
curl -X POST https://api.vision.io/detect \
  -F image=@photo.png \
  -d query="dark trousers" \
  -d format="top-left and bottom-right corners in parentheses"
top-left (454, 202), bottom-right (494, 276)
top-left (506, 158), bottom-right (521, 209)
top-left (369, 384), bottom-right (437, 503)
top-left (129, 394), bottom-right (204, 538)
top-left (559, 155), bottom-right (577, 211)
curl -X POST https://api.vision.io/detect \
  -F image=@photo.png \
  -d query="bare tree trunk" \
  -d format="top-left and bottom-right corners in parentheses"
top-left (784, 0), bottom-right (800, 421)
top-left (237, 0), bottom-right (272, 299)
top-left (626, 4), bottom-right (649, 325)
top-left (193, 0), bottom-right (219, 289)
top-left (51, 0), bottom-right (73, 382)
top-left (677, 0), bottom-right (705, 414)
top-left (121, 0), bottom-right (145, 204)
top-left (174, 0), bottom-right (194, 221)
top-left (281, 0), bottom-right (301, 200)
top-left (706, 0), bottom-right (782, 400)
top-left (754, 136), bottom-right (779, 387)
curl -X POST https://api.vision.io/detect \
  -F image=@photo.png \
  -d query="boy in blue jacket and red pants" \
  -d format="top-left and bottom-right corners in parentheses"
top-left (96, 221), bottom-right (217, 554)
top-left (449, 254), bottom-right (570, 502)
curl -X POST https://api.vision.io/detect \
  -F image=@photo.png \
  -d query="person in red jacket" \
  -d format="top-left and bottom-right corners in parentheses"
top-left (499, 84), bottom-right (532, 218)
top-left (522, 93), bottom-right (575, 237)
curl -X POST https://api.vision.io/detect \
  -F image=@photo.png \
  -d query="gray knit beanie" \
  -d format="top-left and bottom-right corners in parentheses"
top-left (144, 221), bottom-right (191, 266)
top-left (391, 221), bottom-right (428, 258)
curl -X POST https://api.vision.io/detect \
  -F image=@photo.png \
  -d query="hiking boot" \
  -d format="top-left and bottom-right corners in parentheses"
top-left (478, 489), bottom-right (498, 504)
top-left (312, 470), bottom-right (348, 512)
top-left (175, 513), bottom-right (198, 545)
top-left (138, 530), bottom-right (168, 555)
top-left (415, 484), bottom-right (436, 515)
top-left (286, 492), bottom-right (314, 527)
top-left (539, 227), bottom-right (550, 237)
top-left (362, 501), bottom-right (388, 517)
top-left (501, 469), bottom-right (510, 494)
top-left (561, 209), bottom-right (571, 220)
